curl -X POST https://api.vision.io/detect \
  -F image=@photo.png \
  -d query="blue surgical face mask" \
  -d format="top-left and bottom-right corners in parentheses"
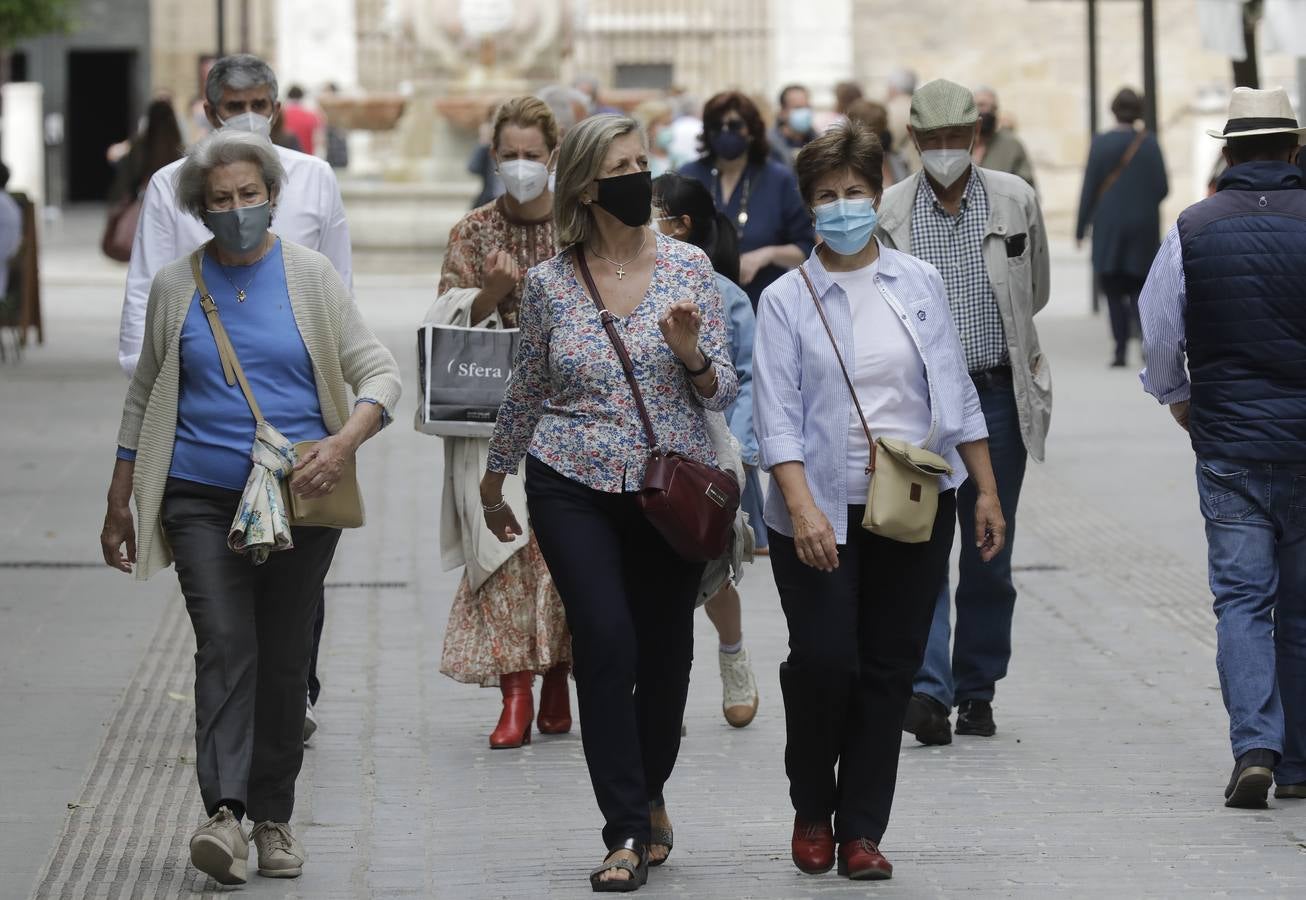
top-left (813, 197), bottom-right (877, 256)
top-left (786, 107), bottom-right (814, 135)
top-left (710, 129), bottom-right (749, 161)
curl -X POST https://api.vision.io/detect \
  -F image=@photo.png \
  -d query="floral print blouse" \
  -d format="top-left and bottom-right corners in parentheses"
top-left (487, 231), bottom-right (739, 492)
top-left (439, 197), bottom-right (556, 327)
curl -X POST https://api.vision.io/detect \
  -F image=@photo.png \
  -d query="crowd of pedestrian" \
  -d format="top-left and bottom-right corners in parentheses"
top-left (90, 49), bottom-right (1306, 895)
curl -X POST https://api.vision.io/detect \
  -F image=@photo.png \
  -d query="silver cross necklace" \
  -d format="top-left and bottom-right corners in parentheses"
top-left (589, 230), bottom-right (648, 280)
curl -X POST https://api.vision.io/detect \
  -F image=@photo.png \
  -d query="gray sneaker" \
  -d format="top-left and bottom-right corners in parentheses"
top-left (189, 806), bottom-right (249, 885)
top-left (251, 821), bottom-right (305, 878)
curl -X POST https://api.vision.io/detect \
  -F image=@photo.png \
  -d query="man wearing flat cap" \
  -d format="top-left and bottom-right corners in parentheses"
top-left (876, 78), bottom-right (1050, 746)
top-left (1138, 86), bottom-right (1306, 810)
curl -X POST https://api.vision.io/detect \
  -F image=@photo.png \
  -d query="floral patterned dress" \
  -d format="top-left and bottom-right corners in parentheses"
top-left (437, 198), bottom-right (572, 685)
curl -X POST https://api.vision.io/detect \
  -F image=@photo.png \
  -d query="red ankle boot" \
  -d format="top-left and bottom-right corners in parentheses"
top-left (537, 663), bottom-right (572, 734)
top-left (489, 671), bottom-right (533, 749)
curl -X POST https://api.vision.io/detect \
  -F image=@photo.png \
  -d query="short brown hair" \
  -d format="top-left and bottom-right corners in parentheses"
top-left (493, 95), bottom-right (560, 152)
top-left (794, 122), bottom-right (884, 205)
top-left (845, 99), bottom-right (889, 135)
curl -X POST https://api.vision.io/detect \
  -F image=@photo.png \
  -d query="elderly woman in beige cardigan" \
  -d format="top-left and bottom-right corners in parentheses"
top-left (98, 130), bottom-right (400, 886)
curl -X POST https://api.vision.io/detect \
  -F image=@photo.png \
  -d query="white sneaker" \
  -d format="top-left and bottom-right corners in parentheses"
top-left (303, 694), bottom-right (318, 744)
top-left (719, 648), bottom-right (759, 728)
top-left (251, 820), bottom-right (305, 878)
top-left (189, 806), bottom-right (249, 885)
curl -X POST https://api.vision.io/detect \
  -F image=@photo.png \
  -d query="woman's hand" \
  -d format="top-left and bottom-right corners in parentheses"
top-left (480, 471), bottom-right (523, 542)
top-left (481, 250), bottom-right (520, 303)
top-left (791, 502), bottom-right (839, 572)
top-left (659, 300), bottom-right (703, 366)
top-left (291, 433), bottom-right (355, 499)
top-left (973, 489), bottom-right (1006, 563)
top-left (739, 247), bottom-right (772, 286)
top-left (100, 502), bottom-right (136, 573)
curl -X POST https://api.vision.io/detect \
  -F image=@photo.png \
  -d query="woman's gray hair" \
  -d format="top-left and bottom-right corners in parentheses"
top-left (554, 114), bottom-right (644, 247)
top-left (174, 130), bottom-right (286, 220)
top-left (205, 54), bottom-right (279, 107)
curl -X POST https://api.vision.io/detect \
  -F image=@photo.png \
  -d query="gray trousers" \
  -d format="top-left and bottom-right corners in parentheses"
top-left (161, 478), bottom-right (340, 822)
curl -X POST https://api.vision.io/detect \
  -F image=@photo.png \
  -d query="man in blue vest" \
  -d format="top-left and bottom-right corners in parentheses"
top-left (1139, 86), bottom-right (1306, 809)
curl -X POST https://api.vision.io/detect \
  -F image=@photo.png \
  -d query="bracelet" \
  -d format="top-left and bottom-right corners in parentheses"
top-left (683, 349), bottom-right (712, 378)
top-left (482, 497), bottom-right (508, 513)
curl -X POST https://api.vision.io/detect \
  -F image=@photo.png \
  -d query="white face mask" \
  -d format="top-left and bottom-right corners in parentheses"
top-left (920, 148), bottom-right (972, 188)
top-left (220, 111), bottom-right (273, 139)
top-left (498, 159), bottom-right (550, 203)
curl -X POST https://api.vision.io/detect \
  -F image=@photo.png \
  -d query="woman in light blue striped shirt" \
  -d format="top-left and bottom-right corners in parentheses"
top-left (753, 123), bottom-right (1005, 882)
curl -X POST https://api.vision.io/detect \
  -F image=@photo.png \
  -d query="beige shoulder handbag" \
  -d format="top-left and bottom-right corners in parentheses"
top-left (190, 249), bottom-right (364, 529)
top-left (798, 266), bottom-right (952, 544)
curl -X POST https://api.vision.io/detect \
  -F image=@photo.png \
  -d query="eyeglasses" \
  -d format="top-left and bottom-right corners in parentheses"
top-left (719, 120), bottom-right (747, 133)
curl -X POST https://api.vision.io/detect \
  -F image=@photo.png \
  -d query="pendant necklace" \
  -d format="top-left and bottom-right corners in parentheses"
top-left (214, 241), bottom-right (272, 302)
top-left (712, 166), bottom-right (752, 234)
top-left (589, 229), bottom-right (648, 280)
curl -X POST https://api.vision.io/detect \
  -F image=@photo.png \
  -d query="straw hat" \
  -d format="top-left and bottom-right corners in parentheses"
top-left (1206, 86), bottom-right (1306, 139)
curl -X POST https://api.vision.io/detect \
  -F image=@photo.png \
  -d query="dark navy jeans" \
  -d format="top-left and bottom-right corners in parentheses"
top-left (915, 377), bottom-right (1028, 707)
top-left (1198, 457), bottom-right (1306, 782)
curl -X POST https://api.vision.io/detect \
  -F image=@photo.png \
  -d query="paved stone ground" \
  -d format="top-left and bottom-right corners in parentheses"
top-left (6, 215), bottom-right (1306, 898)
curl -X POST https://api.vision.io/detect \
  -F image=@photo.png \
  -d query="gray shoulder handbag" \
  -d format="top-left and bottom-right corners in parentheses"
top-left (798, 265), bottom-right (952, 543)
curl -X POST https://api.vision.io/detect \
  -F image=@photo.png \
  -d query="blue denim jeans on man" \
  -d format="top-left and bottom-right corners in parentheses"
top-left (1197, 458), bottom-right (1306, 783)
top-left (915, 377), bottom-right (1028, 707)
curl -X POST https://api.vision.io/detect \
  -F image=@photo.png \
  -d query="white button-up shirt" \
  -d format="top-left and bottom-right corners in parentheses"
top-left (116, 144), bottom-right (352, 377)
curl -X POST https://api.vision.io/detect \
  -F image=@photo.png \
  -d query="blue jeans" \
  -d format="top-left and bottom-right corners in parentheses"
top-left (914, 378), bottom-right (1028, 707)
top-left (1198, 457), bottom-right (1306, 781)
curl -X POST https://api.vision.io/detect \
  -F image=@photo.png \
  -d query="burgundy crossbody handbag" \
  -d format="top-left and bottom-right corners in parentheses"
top-left (575, 247), bottom-right (740, 562)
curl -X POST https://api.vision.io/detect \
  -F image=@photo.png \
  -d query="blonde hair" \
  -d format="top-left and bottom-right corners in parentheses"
top-left (553, 114), bottom-right (643, 247)
top-left (492, 95), bottom-right (560, 151)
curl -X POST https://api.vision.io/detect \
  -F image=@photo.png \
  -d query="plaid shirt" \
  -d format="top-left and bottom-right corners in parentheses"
top-left (910, 171), bottom-right (1009, 372)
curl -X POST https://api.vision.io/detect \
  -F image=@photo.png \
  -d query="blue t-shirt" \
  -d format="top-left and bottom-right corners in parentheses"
top-left (167, 241), bottom-right (328, 490)
top-left (678, 158), bottom-right (815, 307)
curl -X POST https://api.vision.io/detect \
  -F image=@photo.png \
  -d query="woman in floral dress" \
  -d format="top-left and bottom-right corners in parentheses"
top-left (430, 96), bottom-right (572, 749)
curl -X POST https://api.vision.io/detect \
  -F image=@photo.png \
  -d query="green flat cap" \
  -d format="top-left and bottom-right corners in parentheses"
top-left (910, 78), bottom-right (978, 132)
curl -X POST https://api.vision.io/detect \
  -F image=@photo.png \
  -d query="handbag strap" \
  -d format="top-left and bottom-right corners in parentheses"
top-left (574, 246), bottom-right (661, 452)
top-left (797, 265), bottom-right (875, 474)
top-left (190, 248), bottom-right (266, 424)
top-left (1094, 128), bottom-right (1148, 207)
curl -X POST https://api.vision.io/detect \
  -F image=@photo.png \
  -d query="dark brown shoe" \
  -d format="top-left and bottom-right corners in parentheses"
top-left (903, 692), bottom-right (952, 745)
top-left (1225, 749), bottom-right (1276, 808)
top-left (955, 699), bottom-right (996, 737)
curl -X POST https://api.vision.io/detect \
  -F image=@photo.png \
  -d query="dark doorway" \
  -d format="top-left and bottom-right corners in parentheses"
top-left (66, 50), bottom-right (135, 202)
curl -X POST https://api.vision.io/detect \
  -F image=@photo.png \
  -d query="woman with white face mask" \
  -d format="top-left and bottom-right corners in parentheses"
top-left (428, 96), bottom-right (573, 751)
top-left (753, 122), bottom-right (1003, 883)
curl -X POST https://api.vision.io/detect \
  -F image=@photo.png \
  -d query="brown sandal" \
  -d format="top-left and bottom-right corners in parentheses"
top-left (589, 838), bottom-right (649, 892)
top-left (648, 798), bottom-right (673, 867)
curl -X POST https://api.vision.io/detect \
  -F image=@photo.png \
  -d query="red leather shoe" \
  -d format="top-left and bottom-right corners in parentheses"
top-left (791, 816), bottom-right (835, 874)
top-left (537, 663), bottom-right (572, 734)
top-left (837, 838), bottom-right (893, 880)
top-left (489, 671), bottom-right (533, 749)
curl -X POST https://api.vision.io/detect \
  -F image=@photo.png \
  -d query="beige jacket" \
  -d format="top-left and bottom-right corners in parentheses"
top-left (117, 239), bottom-right (402, 580)
top-left (877, 167), bottom-right (1052, 461)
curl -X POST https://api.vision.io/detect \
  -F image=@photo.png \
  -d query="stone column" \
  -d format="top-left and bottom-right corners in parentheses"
top-left (1, 83), bottom-right (45, 207)
top-left (768, 0), bottom-right (853, 108)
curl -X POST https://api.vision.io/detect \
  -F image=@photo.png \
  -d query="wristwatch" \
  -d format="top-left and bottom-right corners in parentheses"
top-left (684, 348), bottom-right (712, 377)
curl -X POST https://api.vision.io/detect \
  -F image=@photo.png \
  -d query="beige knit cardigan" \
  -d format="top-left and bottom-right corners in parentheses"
top-left (117, 239), bottom-right (402, 580)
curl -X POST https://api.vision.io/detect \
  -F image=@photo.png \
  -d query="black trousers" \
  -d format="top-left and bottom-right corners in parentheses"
top-left (524, 455), bottom-right (704, 848)
top-left (307, 587), bottom-right (325, 705)
top-left (769, 494), bottom-right (956, 844)
top-left (1099, 272), bottom-right (1145, 361)
top-left (162, 478), bottom-right (341, 822)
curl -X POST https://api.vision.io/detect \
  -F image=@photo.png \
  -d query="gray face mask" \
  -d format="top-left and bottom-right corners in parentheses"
top-left (205, 201), bottom-right (271, 254)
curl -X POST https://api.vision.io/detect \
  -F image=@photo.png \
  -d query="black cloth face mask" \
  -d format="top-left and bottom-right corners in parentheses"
top-left (594, 170), bottom-right (653, 227)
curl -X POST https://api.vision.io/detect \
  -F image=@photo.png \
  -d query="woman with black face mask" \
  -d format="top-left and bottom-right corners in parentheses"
top-left (678, 91), bottom-right (815, 308)
top-left (481, 115), bottom-right (739, 892)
